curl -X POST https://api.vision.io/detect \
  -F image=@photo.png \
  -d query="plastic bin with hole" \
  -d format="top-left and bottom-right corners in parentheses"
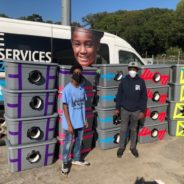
top-left (140, 65), bottom-right (171, 87)
top-left (93, 64), bottom-right (128, 87)
top-left (4, 89), bottom-right (57, 118)
top-left (138, 121), bottom-right (168, 144)
top-left (5, 113), bottom-right (58, 145)
top-left (96, 127), bottom-right (121, 150)
top-left (6, 138), bottom-right (57, 172)
top-left (95, 107), bottom-right (121, 130)
top-left (143, 104), bottom-right (168, 126)
top-left (146, 86), bottom-right (169, 106)
top-left (4, 59), bottom-right (58, 90)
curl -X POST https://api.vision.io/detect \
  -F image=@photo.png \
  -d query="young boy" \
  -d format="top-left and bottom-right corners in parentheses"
top-left (61, 63), bottom-right (90, 175)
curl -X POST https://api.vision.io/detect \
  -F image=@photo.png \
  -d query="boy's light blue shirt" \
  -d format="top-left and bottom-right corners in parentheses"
top-left (62, 82), bottom-right (87, 130)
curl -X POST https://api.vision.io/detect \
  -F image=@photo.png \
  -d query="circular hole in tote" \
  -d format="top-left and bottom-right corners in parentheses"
top-left (27, 127), bottom-right (42, 140)
top-left (150, 111), bottom-right (159, 120)
top-left (114, 133), bottom-right (120, 144)
top-left (151, 129), bottom-right (158, 138)
top-left (28, 70), bottom-right (43, 84)
top-left (152, 91), bottom-right (160, 102)
top-left (30, 96), bottom-right (43, 110)
top-left (114, 72), bottom-right (123, 81)
top-left (27, 151), bottom-right (41, 164)
top-left (153, 73), bottom-right (161, 83)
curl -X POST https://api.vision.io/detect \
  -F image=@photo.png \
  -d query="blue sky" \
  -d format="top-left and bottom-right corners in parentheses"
top-left (0, 0), bottom-right (180, 23)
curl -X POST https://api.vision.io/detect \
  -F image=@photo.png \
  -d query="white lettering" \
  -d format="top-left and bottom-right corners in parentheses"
top-left (32, 51), bottom-right (39, 62)
top-left (6, 49), bottom-right (12, 59)
top-left (13, 49), bottom-right (21, 60)
top-left (0, 48), bottom-right (51, 62)
top-left (0, 48), bottom-right (5, 60)
top-left (45, 52), bottom-right (51, 63)
top-left (20, 50), bottom-right (29, 61)
top-left (39, 51), bottom-right (45, 62)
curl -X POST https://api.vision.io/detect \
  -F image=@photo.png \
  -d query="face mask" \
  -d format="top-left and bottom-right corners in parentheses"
top-left (72, 73), bottom-right (83, 84)
top-left (129, 70), bottom-right (137, 78)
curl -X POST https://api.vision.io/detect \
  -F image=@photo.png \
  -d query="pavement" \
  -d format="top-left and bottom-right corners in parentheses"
top-left (0, 135), bottom-right (184, 184)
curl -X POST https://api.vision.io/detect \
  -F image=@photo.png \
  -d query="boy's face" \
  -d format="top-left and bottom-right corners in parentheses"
top-left (71, 29), bottom-right (99, 67)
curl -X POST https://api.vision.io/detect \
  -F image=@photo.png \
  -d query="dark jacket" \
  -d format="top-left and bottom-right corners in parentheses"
top-left (116, 74), bottom-right (147, 112)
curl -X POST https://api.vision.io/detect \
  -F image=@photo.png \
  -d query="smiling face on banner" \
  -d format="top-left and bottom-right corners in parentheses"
top-left (71, 27), bottom-right (104, 67)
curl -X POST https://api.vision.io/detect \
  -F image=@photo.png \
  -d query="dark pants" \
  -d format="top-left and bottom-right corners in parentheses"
top-left (119, 107), bottom-right (140, 149)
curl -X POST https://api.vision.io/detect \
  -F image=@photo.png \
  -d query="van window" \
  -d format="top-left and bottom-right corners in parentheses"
top-left (119, 50), bottom-right (142, 65)
top-left (52, 38), bottom-right (74, 65)
top-left (52, 38), bottom-right (110, 65)
top-left (96, 44), bottom-right (110, 64)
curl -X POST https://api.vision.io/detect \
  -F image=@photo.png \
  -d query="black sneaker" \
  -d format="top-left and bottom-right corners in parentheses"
top-left (61, 163), bottom-right (69, 175)
top-left (130, 148), bottom-right (139, 158)
top-left (117, 148), bottom-right (125, 158)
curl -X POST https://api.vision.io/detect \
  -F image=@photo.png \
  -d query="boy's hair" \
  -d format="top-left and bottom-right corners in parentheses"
top-left (71, 26), bottom-right (104, 42)
top-left (70, 63), bottom-right (83, 74)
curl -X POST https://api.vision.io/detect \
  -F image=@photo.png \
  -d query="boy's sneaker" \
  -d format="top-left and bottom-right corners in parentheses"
top-left (117, 148), bottom-right (125, 158)
top-left (61, 163), bottom-right (69, 174)
top-left (72, 160), bottom-right (90, 166)
top-left (130, 148), bottom-right (139, 158)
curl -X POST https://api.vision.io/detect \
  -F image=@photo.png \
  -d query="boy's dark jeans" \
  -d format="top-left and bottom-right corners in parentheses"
top-left (62, 128), bottom-right (84, 164)
top-left (119, 107), bottom-right (140, 150)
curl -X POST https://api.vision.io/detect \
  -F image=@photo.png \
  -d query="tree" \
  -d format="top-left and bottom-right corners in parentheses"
top-left (18, 14), bottom-right (43, 22)
top-left (0, 13), bottom-right (9, 18)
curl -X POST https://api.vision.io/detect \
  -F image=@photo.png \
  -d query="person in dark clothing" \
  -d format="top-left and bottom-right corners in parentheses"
top-left (115, 61), bottom-right (147, 158)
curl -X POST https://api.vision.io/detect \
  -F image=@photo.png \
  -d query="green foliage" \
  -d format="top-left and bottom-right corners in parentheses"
top-left (18, 14), bottom-right (43, 22)
top-left (82, 6), bottom-right (184, 57)
top-left (0, 13), bottom-right (9, 18)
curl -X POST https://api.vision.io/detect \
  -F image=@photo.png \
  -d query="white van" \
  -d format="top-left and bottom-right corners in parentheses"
top-left (0, 17), bottom-right (146, 66)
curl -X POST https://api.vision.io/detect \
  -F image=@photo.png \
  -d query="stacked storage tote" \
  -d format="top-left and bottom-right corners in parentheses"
top-left (57, 65), bottom-right (96, 159)
top-left (4, 60), bottom-right (58, 172)
top-left (138, 65), bottom-right (170, 143)
top-left (168, 65), bottom-right (184, 137)
top-left (93, 64), bottom-right (128, 149)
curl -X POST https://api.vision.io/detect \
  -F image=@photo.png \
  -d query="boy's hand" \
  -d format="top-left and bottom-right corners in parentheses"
top-left (68, 124), bottom-right (74, 135)
top-left (114, 109), bottom-right (120, 115)
top-left (138, 112), bottom-right (145, 120)
top-left (85, 121), bottom-right (89, 128)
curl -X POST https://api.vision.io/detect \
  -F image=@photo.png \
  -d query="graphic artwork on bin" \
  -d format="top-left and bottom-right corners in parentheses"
top-left (171, 65), bottom-right (184, 84)
top-left (58, 131), bottom-right (94, 160)
top-left (4, 89), bottom-right (57, 118)
top-left (93, 64), bottom-right (128, 87)
top-left (58, 112), bottom-right (94, 135)
top-left (58, 65), bottom-right (97, 92)
top-left (7, 138), bottom-right (56, 172)
top-left (95, 86), bottom-right (117, 108)
top-left (0, 60), bottom-right (5, 72)
top-left (138, 121), bottom-right (168, 144)
top-left (95, 107), bottom-right (121, 130)
top-left (146, 86), bottom-right (168, 106)
top-left (140, 65), bottom-right (170, 87)
top-left (144, 104), bottom-right (167, 125)
top-left (169, 83), bottom-right (184, 102)
top-left (5, 113), bottom-right (58, 145)
top-left (0, 78), bottom-right (5, 102)
top-left (168, 101), bottom-right (184, 120)
top-left (4, 60), bottom-right (58, 90)
top-left (168, 120), bottom-right (184, 137)
top-left (97, 127), bottom-right (121, 149)
top-left (57, 91), bottom-right (95, 115)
